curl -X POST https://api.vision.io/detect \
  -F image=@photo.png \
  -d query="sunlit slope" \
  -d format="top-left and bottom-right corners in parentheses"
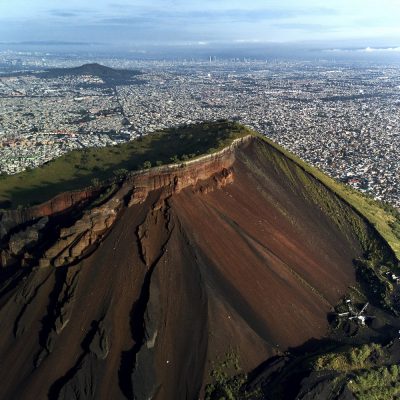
top-left (252, 131), bottom-right (400, 260)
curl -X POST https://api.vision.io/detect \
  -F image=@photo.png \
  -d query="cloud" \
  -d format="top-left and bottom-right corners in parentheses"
top-left (273, 23), bottom-right (333, 32)
top-left (324, 46), bottom-right (400, 53)
top-left (0, 40), bottom-right (95, 45)
top-left (99, 16), bottom-right (154, 25)
top-left (49, 10), bottom-right (79, 18)
top-left (0, 1), bottom-right (398, 47)
top-left (97, 7), bottom-right (337, 26)
top-left (363, 46), bottom-right (400, 52)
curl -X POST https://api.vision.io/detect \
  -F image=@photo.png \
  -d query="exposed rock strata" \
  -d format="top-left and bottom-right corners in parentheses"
top-left (40, 197), bottom-right (120, 268)
top-left (0, 190), bottom-right (98, 240)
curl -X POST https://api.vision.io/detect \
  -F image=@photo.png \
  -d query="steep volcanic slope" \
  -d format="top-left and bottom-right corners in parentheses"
top-left (0, 136), bottom-right (388, 399)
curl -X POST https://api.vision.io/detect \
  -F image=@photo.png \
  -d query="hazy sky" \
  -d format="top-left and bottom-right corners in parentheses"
top-left (0, 0), bottom-right (399, 48)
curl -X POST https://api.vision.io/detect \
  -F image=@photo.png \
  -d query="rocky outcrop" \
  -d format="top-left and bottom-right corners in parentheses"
top-left (39, 197), bottom-right (121, 268)
top-left (52, 319), bottom-right (110, 400)
top-left (0, 217), bottom-right (48, 268)
top-left (126, 136), bottom-right (248, 206)
top-left (89, 321), bottom-right (110, 360)
top-left (1, 137), bottom-right (250, 242)
top-left (194, 167), bottom-right (234, 195)
top-left (0, 189), bottom-right (98, 240)
top-left (9, 217), bottom-right (48, 255)
top-left (0, 136), bottom-right (249, 271)
top-left (34, 266), bottom-right (81, 368)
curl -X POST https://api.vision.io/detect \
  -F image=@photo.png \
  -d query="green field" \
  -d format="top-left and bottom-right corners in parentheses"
top-left (0, 121), bottom-right (249, 209)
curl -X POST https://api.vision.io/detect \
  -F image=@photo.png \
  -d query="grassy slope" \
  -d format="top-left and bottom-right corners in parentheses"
top-left (313, 343), bottom-right (400, 399)
top-left (249, 130), bottom-right (400, 260)
top-left (0, 121), bottom-right (249, 208)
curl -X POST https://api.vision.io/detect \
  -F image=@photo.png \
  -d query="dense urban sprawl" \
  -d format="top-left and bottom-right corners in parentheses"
top-left (0, 53), bottom-right (399, 207)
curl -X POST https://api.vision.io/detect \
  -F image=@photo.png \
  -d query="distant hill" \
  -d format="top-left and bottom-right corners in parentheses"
top-left (37, 63), bottom-right (142, 86)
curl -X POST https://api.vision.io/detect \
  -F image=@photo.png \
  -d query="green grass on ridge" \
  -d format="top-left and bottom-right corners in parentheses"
top-left (0, 121), bottom-right (249, 209)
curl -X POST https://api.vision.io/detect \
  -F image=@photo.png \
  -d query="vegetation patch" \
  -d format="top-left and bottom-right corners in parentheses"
top-left (348, 364), bottom-right (400, 399)
top-left (0, 121), bottom-right (250, 209)
top-left (314, 343), bottom-right (384, 372)
top-left (311, 343), bottom-right (400, 399)
top-left (205, 350), bottom-right (262, 400)
top-left (354, 258), bottom-right (394, 310)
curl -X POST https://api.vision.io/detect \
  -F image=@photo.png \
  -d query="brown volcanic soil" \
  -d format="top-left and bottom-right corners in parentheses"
top-left (0, 137), bottom-right (383, 399)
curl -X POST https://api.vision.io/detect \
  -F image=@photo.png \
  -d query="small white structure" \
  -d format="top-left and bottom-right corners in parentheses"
top-left (337, 301), bottom-right (375, 326)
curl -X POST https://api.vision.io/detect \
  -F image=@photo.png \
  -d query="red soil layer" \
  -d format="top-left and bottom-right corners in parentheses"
top-left (0, 137), bottom-right (369, 400)
top-left (3, 189), bottom-right (98, 222)
top-left (0, 137), bottom-right (243, 237)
